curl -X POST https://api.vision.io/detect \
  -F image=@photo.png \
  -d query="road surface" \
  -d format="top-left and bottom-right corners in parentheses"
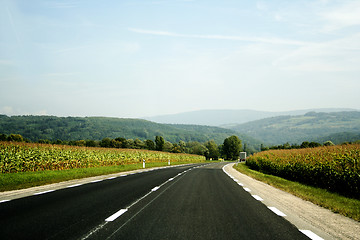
top-left (0, 163), bottom-right (310, 240)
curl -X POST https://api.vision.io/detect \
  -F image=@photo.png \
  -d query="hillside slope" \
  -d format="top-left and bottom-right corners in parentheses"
top-left (227, 111), bottom-right (360, 145)
top-left (145, 108), bottom-right (356, 126)
top-left (0, 115), bottom-right (261, 148)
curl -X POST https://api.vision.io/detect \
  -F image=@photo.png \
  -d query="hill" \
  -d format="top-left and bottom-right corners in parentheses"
top-left (227, 111), bottom-right (360, 145)
top-left (0, 115), bottom-right (262, 149)
top-left (144, 108), bottom-right (356, 126)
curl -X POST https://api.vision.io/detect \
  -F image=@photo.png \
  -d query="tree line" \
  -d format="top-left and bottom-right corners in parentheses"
top-left (0, 133), bottom-right (244, 160)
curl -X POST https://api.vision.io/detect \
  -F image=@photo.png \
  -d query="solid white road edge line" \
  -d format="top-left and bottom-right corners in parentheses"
top-left (0, 200), bottom-right (10, 203)
top-left (300, 230), bottom-right (324, 240)
top-left (268, 207), bottom-right (287, 217)
top-left (105, 209), bottom-right (128, 222)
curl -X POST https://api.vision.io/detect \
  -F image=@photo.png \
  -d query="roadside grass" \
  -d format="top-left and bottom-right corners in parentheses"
top-left (0, 161), bottom-right (193, 192)
top-left (233, 162), bottom-right (360, 222)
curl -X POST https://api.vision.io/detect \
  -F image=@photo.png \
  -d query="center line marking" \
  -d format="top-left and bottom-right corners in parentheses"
top-left (105, 209), bottom-right (128, 222)
top-left (152, 186), bottom-right (160, 192)
top-left (268, 207), bottom-right (286, 216)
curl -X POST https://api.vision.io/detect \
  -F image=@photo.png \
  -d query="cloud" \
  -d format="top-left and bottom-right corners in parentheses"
top-left (273, 33), bottom-right (360, 72)
top-left (128, 28), bottom-right (309, 46)
top-left (320, 1), bottom-right (360, 32)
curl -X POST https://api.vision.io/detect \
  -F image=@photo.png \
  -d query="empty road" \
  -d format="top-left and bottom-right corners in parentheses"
top-left (0, 163), bottom-right (310, 240)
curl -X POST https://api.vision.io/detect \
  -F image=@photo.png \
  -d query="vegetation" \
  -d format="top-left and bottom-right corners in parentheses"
top-left (246, 144), bottom-right (360, 199)
top-left (229, 111), bottom-right (360, 145)
top-left (234, 163), bottom-right (360, 221)
top-left (0, 141), bottom-right (205, 174)
top-left (222, 135), bottom-right (242, 160)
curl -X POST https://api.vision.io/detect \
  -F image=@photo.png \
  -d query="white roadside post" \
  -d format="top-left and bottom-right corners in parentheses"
top-left (143, 159), bottom-right (145, 168)
top-left (168, 159), bottom-right (170, 166)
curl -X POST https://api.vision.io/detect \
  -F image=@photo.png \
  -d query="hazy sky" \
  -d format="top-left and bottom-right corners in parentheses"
top-left (1, 0), bottom-right (359, 118)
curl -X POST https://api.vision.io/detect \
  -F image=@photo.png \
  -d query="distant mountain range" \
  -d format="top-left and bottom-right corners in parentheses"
top-left (1, 108), bottom-right (359, 150)
top-left (227, 111), bottom-right (360, 145)
top-left (144, 108), bottom-right (357, 126)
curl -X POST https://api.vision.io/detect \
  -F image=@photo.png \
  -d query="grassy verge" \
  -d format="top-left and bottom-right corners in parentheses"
top-left (0, 161), bottom-right (194, 192)
top-left (233, 162), bottom-right (360, 222)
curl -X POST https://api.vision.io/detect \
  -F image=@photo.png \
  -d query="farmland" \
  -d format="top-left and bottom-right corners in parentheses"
top-left (245, 144), bottom-right (360, 199)
top-left (0, 141), bottom-right (205, 174)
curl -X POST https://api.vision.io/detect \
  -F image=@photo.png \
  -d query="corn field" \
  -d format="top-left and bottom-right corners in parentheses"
top-left (0, 142), bottom-right (205, 173)
top-left (246, 144), bottom-right (360, 198)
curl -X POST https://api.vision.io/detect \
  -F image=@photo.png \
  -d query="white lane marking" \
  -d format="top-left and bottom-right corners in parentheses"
top-left (168, 177), bottom-right (174, 181)
top-left (233, 179), bottom-right (239, 182)
top-left (151, 186), bottom-right (160, 192)
top-left (67, 184), bottom-right (83, 188)
top-left (252, 195), bottom-right (264, 201)
top-left (0, 200), bottom-right (10, 203)
top-left (244, 187), bottom-right (251, 192)
top-left (300, 230), bottom-right (324, 240)
top-left (105, 209), bottom-right (128, 222)
top-left (34, 190), bottom-right (55, 195)
top-left (268, 207), bottom-right (286, 216)
top-left (107, 177), bottom-right (116, 180)
top-left (237, 182), bottom-right (244, 186)
top-left (91, 179), bottom-right (103, 183)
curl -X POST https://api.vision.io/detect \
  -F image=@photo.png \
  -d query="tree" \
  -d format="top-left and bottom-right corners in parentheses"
top-left (145, 139), bottom-right (156, 150)
top-left (323, 140), bottom-right (335, 146)
top-left (222, 135), bottom-right (242, 160)
top-left (155, 136), bottom-right (165, 151)
top-left (204, 140), bottom-right (220, 160)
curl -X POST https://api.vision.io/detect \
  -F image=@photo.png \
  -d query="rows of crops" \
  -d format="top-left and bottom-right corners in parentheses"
top-left (246, 144), bottom-right (360, 198)
top-left (0, 142), bottom-right (205, 173)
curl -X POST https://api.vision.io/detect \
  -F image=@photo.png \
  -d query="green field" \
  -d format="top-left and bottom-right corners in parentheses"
top-left (0, 141), bottom-right (205, 191)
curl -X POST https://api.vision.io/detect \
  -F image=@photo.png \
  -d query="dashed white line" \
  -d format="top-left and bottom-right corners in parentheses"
top-left (151, 186), bottom-right (160, 192)
top-left (244, 187), bottom-right (251, 192)
top-left (300, 230), bottom-right (324, 240)
top-left (268, 207), bottom-right (286, 217)
top-left (34, 190), bottom-right (55, 195)
top-left (237, 182), bottom-right (244, 186)
top-left (168, 177), bottom-right (174, 181)
top-left (90, 179), bottom-right (104, 183)
top-left (67, 183), bottom-right (83, 188)
top-left (252, 195), bottom-right (264, 201)
top-left (105, 209), bottom-right (128, 222)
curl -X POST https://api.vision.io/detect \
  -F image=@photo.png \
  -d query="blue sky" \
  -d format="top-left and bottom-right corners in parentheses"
top-left (1, 0), bottom-right (359, 118)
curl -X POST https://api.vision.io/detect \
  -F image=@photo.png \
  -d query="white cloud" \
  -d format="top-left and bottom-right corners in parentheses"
top-left (320, 1), bottom-right (360, 32)
top-left (128, 28), bottom-right (309, 46)
top-left (273, 33), bottom-right (360, 72)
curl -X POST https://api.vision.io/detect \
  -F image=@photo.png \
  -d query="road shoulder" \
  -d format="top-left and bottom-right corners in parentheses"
top-left (224, 163), bottom-right (360, 240)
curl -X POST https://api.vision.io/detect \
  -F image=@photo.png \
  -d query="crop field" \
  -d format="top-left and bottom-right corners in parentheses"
top-left (0, 141), bottom-right (206, 173)
top-left (246, 144), bottom-right (360, 198)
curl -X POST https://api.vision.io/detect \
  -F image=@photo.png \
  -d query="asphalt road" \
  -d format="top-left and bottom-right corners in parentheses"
top-left (0, 163), bottom-right (310, 240)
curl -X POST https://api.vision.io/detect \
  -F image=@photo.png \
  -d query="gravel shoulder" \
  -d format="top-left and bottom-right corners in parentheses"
top-left (225, 163), bottom-right (360, 240)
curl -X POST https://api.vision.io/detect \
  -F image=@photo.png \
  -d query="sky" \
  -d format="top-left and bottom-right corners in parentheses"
top-left (1, 0), bottom-right (360, 118)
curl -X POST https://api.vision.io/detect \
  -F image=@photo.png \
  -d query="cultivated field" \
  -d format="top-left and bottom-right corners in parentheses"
top-left (0, 142), bottom-right (205, 173)
top-left (246, 144), bottom-right (360, 198)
